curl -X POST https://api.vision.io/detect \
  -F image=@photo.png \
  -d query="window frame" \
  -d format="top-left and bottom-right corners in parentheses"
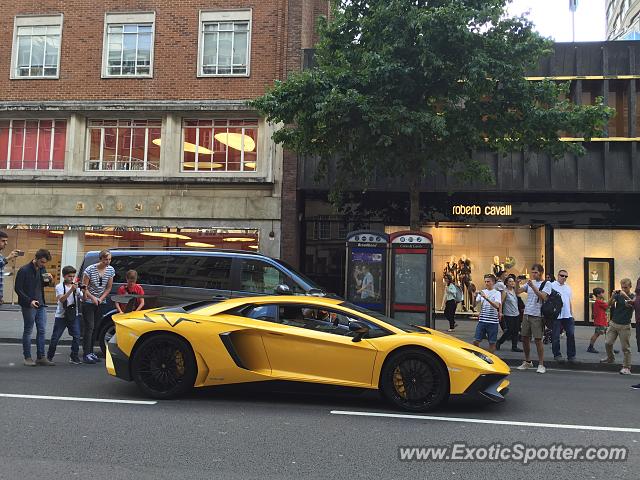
top-left (11, 14), bottom-right (64, 80)
top-left (102, 11), bottom-right (155, 79)
top-left (0, 118), bottom-right (68, 170)
top-left (197, 9), bottom-right (252, 78)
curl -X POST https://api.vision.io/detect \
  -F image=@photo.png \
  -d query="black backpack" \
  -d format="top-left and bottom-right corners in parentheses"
top-left (539, 281), bottom-right (563, 324)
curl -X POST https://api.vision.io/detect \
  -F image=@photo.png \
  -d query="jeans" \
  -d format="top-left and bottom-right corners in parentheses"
top-left (82, 302), bottom-right (99, 356)
top-left (444, 299), bottom-right (457, 329)
top-left (552, 317), bottom-right (576, 359)
top-left (21, 306), bottom-right (47, 359)
top-left (497, 315), bottom-right (521, 349)
top-left (47, 312), bottom-right (81, 359)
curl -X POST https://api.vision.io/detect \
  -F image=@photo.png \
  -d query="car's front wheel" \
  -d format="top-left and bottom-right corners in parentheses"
top-left (380, 348), bottom-right (449, 412)
top-left (131, 334), bottom-right (197, 399)
top-left (98, 320), bottom-right (115, 357)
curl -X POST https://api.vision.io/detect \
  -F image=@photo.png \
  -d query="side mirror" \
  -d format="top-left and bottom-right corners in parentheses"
top-left (349, 321), bottom-right (369, 343)
top-left (274, 284), bottom-right (291, 295)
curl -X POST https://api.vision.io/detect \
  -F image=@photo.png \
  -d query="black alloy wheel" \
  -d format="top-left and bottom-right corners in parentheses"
top-left (131, 334), bottom-right (197, 399)
top-left (380, 349), bottom-right (449, 412)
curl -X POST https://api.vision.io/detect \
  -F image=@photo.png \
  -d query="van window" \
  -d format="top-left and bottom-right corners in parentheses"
top-left (108, 255), bottom-right (167, 285)
top-left (239, 259), bottom-right (296, 294)
top-left (164, 255), bottom-right (232, 289)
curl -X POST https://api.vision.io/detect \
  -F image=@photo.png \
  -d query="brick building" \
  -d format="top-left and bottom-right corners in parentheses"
top-left (0, 0), bottom-right (328, 303)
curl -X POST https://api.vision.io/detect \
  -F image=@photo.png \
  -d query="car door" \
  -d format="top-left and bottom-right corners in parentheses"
top-left (163, 254), bottom-right (233, 305)
top-left (259, 304), bottom-right (379, 387)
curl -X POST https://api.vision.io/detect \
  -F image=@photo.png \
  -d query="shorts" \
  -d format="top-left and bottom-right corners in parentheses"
top-left (521, 314), bottom-right (544, 339)
top-left (594, 326), bottom-right (607, 335)
top-left (475, 322), bottom-right (499, 344)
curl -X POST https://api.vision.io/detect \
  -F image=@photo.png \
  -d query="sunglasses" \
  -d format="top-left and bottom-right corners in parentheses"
top-left (99, 277), bottom-right (103, 286)
top-left (559, 274), bottom-right (568, 278)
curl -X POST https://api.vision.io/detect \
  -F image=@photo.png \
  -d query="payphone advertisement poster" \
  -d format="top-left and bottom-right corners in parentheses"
top-left (347, 248), bottom-right (385, 310)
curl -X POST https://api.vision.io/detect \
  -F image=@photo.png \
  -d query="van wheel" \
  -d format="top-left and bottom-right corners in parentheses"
top-left (98, 320), bottom-right (115, 356)
top-left (131, 334), bottom-right (197, 399)
top-left (380, 349), bottom-right (449, 412)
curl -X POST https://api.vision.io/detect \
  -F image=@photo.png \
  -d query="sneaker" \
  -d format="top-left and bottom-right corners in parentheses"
top-left (554, 356), bottom-right (565, 364)
top-left (631, 384), bottom-right (640, 390)
top-left (511, 347), bottom-right (524, 352)
top-left (536, 365), bottom-right (546, 374)
top-left (620, 367), bottom-right (632, 375)
top-left (600, 357), bottom-right (614, 364)
top-left (614, 349), bottom-right (620, 354)
top-left (447, 328), bottom-right (455, 332)
top-left (517, 361), bottom-right (534, 370)
top-left (82, 354), bottom-right (96, 365)
top-left (88, 353), bottom-right (102, 363)
top-left (36, 357), bottom-right (55, 366)
top-left (69, 355), bottom-right (82, 365)
top-left (23, 358), bottom-right (36, 367)
top-left (587, 345), bottom-right (598, 353)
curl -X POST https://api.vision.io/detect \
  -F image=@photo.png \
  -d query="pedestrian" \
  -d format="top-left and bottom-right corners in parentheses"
top-left (0, 231), bottom-right (21, 304)
top-left (494, 270), bottom-right (508, 332)
top-left (47, 265), bottom-right (82, 365)
top-left (516, 264), bottom-right (552, 374)
top-left (473, 274), bottom-right (502, 353)
top-left (496, 276), bottom-right (523, 352)
top-left (601, 279), bottom-right (635, 375)
top-left (587, 287), bottom-right (608, 353)
top-left (441, 274), bottom-right (458, 332)
top-left (14, 249), bottom-right (53, 366)
top-left (551, 269), bottom-right (576, 364)
top-left (542, 273), bottom-right (557, 344)
top-left (81, 250), bottom-right (115, 364)
top-left (115, 269), bottom-right (145, 313)
top-left (634, 270), bottom-right (640, 353)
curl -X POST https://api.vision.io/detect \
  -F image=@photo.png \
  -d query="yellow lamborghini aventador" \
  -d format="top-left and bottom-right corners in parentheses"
top-left (106, 296), bottom-right (510, 411)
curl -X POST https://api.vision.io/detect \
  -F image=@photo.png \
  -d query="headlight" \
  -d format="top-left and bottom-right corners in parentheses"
top-left (463, 348), bottom-right (494, 364)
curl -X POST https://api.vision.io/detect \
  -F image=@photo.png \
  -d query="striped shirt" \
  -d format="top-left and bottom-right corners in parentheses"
top-left (83, 263), bottom-right (115, 303)
top-left (476, 289), bottom-right (501, 323)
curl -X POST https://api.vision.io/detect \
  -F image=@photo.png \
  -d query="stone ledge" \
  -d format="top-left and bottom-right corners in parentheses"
top-left (0, 100), bottom-right (255, 112)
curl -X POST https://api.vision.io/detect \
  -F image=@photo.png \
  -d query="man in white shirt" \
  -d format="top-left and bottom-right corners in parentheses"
top-left (551, 269), bottom-right (576, 364)
top-left (473, 274), bottom-right (502, 353)
top-left (515, 264), bottom-right (552, 374)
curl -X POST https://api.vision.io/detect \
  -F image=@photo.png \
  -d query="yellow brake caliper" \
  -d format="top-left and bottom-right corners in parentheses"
top-left (393, 366), bottom-right (407, 399)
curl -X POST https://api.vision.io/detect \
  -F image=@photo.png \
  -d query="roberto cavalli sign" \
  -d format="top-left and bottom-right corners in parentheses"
top-left (452, 204), bottom-right (513, 216)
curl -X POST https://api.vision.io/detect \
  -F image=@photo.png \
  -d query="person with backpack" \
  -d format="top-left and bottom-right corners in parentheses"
top-left (601, 278), bottom-right (635, 375)
top-left (496, 276), bottom-right (523, 352)
top-left (551, 269), bottom-right (576, 364)
top-left (442, 274), bottom-right (459, 332)
top-left (516, 264), bottom-right (552, 374)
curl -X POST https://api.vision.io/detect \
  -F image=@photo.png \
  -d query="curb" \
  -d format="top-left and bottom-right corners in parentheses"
top-left (0, 338), bottom-right (72, 346)
top-left (501, 357), bottom-right (632, 373)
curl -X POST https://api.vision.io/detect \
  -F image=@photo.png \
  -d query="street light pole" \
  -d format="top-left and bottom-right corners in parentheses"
top-left (569, 0), bottom-right (579, 42)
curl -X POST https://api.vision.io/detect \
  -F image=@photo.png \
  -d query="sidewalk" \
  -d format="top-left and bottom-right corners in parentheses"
top-left (0, 306), bottom-right (73, 344)
top-left (434, 316), bottom-right (640, 372)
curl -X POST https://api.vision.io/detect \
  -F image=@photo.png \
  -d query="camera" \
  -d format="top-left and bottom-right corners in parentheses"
top-left (73, 283), bottom-right (87, 290)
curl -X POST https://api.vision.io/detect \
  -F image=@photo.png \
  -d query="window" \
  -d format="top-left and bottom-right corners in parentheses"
top-left (239, 259), bottom-right (287, 294)
top-left (12, 15), bottom-right (62, 79)
top-left (164, 255), bottom-right (232, 290)
top-left (0, 119), bottom-right (66, 170)
top-left (277, 305), bottom-right (389, 338)
top-left (239, 304), bottom-right (278, 323)
top-left (108, 255), bottom-right (167, 285)
top-left (198, 10), bottom-right (251, 76)
top-left (318, 221), bottom-right (331, 240)
top-left (87, 119), bottom-right (161, 171)
top-left (182, 119), bottom-right (257, 172)
top-left (103, 12), bottom-right (154, 77)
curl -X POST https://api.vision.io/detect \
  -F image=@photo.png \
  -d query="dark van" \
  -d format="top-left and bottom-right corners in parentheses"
top-left (78, 249), bottom-right (326, 354)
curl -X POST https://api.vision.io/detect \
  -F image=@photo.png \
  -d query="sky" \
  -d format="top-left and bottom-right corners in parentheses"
top-left (505, 0), bottom-right (606, 42)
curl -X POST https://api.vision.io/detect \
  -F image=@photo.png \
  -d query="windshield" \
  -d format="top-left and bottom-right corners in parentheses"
top-left (339, 302), bottom-right (428, 333)
top-left (276, 259), bottom-right (326, 293)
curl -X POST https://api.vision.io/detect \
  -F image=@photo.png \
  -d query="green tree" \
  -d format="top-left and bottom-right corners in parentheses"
top-left (252, 0), bottom-right (612, 229)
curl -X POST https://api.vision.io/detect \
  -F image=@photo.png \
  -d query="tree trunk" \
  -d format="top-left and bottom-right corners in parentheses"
top-left (409, 176), bottom-right (420, 231)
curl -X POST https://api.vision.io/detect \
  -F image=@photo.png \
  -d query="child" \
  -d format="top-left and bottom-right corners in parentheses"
top-left (47, 265), bottom-right (82, 364)
top-left (116, 270), bottom-right (145, 313)
top-left (587, 287), bottom-right (608, 353)
top-left (473, 274), bottom-right (502, 353)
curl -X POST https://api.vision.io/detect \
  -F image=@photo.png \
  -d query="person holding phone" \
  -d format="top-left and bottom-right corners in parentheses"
top-left (14, 249), bottom-right (53, 366)
top-left (0, 230), bottom-right (22, 304)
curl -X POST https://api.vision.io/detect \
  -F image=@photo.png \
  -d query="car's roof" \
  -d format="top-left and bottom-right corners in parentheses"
top-left (85, 249), bottom-right (267, 258)
top-left (192, 295), bottom-right (344, 316)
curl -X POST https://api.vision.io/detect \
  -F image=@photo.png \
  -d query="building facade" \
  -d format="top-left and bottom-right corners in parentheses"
top-left (0, 0), bottom-right (329, 303)
top-left (606, 0), bottom-right (640, 39)
top-left (297, 41), bottom-right (640, 325)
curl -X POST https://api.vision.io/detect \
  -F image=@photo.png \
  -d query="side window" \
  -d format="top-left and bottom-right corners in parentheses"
top-left (240, 305), bottom-right (278, 323)
top-left (164, 255), bottom-right (232, 289)
top-left (239, 259), bottom-right (288, 294)
top-left (279, 305), bottom-right (389, 338)
top-left (108, 255), bottom-right (167, 285)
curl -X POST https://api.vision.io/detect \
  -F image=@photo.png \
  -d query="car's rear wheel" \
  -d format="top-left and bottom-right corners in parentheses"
top-left (380, 349), bottom-right (449, 412)
top-left (131, 334), bottom-right (197, 399)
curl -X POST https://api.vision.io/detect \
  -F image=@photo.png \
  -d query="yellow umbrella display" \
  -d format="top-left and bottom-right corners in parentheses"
top-left (214, 132), bottom-right (256, 152)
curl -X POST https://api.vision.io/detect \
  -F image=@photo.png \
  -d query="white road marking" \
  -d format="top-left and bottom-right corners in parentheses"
top-left (510, 368), bottom-right (640, 376)
top-left (330, 410), bottom-right (640, 433)
top-left (0, 393), bottom-right (156, 405)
